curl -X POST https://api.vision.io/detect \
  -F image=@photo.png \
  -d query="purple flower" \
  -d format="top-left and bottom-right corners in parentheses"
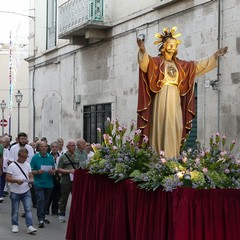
top-left (224, 169), bottom-right (230, 174)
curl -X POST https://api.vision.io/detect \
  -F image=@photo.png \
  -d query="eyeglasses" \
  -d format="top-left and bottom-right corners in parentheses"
top-left (19, 154), bottom-right (28, 159)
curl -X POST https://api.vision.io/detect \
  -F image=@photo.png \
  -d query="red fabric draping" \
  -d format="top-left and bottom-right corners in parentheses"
top-left (66, 169), bottom-right (240, 240)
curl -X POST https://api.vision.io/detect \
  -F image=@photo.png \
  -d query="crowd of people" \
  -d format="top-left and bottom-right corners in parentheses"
top-left (0, 132), bottom-right (93, 235)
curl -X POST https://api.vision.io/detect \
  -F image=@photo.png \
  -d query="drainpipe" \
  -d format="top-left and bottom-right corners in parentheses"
top-left (209, 0), bottom-right (222, 131)
top-left (216, 0), bottom-right (222, 132)
top-left (32, 67), bottom-right (36, 140)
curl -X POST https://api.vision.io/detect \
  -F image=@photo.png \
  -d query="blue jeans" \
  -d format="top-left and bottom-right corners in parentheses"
top-left (10, 190), bottom-right (33, 227)
top-left (34, 186), bottom-right (52, 221)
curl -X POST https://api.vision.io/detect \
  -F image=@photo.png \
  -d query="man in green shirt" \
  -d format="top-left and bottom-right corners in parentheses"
top-left (57, 139), bottom-right (79, 223)
top-left (31, 141), bottom-right (55, 228)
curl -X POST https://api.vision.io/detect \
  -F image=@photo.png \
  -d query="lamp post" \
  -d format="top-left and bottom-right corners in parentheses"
top-left (15, 90), bottom-right (23, 134)
top-left (0, 100), bottom-right (6, 136)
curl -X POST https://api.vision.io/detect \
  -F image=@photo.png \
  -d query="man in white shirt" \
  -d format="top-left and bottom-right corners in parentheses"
top-left (9, 132), bottom-right (34, 164)
top-left (6, 148), bottom-right (37, 234)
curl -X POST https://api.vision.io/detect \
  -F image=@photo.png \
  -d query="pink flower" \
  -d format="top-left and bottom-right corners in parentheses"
top-left (118, 126), bottom-right (123, 132)
top-left (176, 172), bottom-right (184, 178)
top-left (122, 125), bottom-right (127, 131)
top-left (220, 151), bottom-right (227, 156)
top-left (113, 146), bottom-right (118, 151)
top-left (205, 148), bottom-right (210, 153)
top-left (202, 168), bottom-right (208, 173)
top-left (107, 117), bottom-right (111, 122)
top-left (236, 160), bottom-right (240, 165)
top-left (134, 129), bottom-right (142, 135)
top-left (160, 158), bottom-right (166, 164)
top-left (125, 136), bottom-right (131, 142)
top-left (97, 127), bottom-right (101, 132)
top-left (182, 156), bottom-right (187, 163)
top-left (103, 134), bottom-right (108, 140)
top-left (160, 151), bottom-right (165, 157)
top-left (143, 135), bottom-right (148, 143)
top-left (195, 158), bottom-right (200, 165)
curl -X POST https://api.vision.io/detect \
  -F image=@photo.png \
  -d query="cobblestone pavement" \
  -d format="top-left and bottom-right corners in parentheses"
top-left (0, 193), bottom-right (71, 240)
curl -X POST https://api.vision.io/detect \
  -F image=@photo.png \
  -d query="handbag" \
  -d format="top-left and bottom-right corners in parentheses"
top-left (14, 162), bottom-right (33, 188)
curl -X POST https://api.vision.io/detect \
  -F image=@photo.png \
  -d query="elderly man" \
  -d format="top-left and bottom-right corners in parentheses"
top-left (30, 141), bottom-right (55, 228)
top-left (57, 139), bottom-right (79, 223)
top-left (46, 141), bottom-right (61, 215)
top-left (75, 138), bottom-right (88, 168)
top-left (6, 148), bottom-right (37, 234)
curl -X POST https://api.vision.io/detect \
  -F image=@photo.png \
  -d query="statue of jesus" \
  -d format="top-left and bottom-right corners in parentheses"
top-left (137, 26), bottom-right (228, 158)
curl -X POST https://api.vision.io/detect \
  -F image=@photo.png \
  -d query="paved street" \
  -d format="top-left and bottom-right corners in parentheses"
top-left (0, 194), bottom-right (71, 240)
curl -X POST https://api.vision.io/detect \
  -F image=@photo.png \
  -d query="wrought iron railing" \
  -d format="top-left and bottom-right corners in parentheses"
top-left (59, 0), bottom-right (103, 37)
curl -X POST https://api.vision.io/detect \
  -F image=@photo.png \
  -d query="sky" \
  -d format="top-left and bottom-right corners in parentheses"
top-left (0, 0), bottom-right (30, 44)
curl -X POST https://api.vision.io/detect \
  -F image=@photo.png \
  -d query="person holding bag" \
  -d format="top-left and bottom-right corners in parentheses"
top-left (6, 147), bottom-right (37, 234)
top-left (57, 139), bottom-right (79, 223)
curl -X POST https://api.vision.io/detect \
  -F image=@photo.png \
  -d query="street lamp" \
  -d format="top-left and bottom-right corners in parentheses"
top-left (0, 100), bottom-right (6, 136)
top-left (15, 90), bottom-right (23, 134)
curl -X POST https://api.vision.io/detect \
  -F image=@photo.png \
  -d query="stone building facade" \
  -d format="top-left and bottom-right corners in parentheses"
top-left (26, 0), bottom-right (240, 150)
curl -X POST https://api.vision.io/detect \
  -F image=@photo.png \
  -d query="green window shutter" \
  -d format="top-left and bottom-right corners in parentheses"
top-left (184, 83), bottom-right (198, 149)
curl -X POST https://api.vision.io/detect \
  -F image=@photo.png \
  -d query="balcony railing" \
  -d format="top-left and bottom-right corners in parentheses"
top-left (59, 0), bottom-right (111, 39)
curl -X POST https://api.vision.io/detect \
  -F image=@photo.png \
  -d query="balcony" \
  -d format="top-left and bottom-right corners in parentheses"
top-left (58, 0), bottom-right (112, 43)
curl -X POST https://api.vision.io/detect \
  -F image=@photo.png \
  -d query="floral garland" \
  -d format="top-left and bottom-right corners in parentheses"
top-left (86, 119), bottom-right (240, 192)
